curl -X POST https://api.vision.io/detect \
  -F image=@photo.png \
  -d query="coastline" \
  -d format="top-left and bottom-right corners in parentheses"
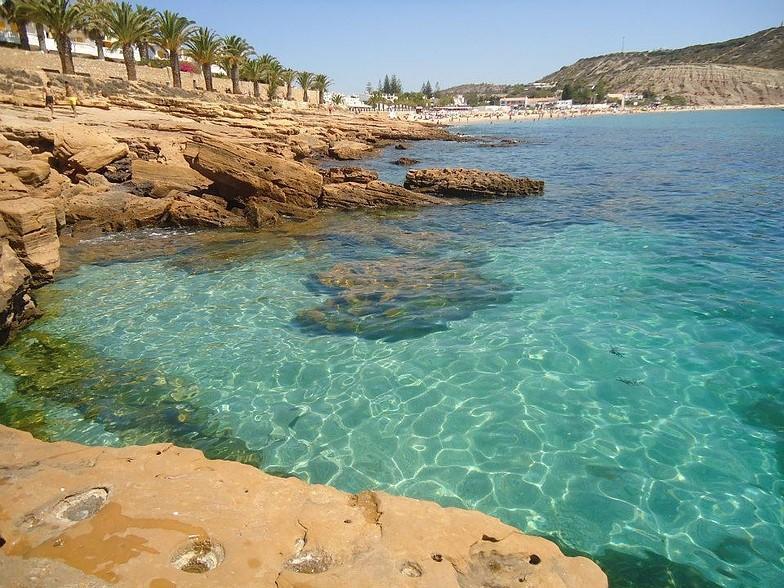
top-left (400, 102), bottom-right (784, 126)
top-left (0, 70), bottom-right (607, 586)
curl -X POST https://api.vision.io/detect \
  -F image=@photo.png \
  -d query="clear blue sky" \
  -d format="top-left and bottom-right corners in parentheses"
top-left (145, 0), bottom-right (782, 94)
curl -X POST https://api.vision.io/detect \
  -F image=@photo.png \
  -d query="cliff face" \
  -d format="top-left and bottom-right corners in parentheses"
top-left (0, 425), bottom-right (608, 587)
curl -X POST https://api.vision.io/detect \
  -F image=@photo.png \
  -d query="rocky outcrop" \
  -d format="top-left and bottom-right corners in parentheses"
top-left (0, 238), bottom-right (37, 343)
top-left (165, 193), bottom-right (248, 228)
top-left (0, 425), bottom-right (607, 587)
top-left (65, 189), bottom-right (171, 231)
top-left (0, 197), bottom-right (60, 285)
top-left (130, 159), bottom-right (213, 198)
top-left (53, 126), bottom-right (129, 175)
top-left (329, 139), bottom-right (374, 160)
top-left (404, 168), bottom-right (545, 198)
top-left (322, 181), bottom-right (448, 210)
top-left (184, 134), bottom-right (324, 209)
top-left (320, 167), bottom-right (380, 185)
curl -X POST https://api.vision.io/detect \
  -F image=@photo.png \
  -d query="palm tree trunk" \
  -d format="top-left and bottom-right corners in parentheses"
top-left (202, 64), bottom-right (213, 92)
top-left (123, 44), bottom-right (137, 81)
top-left (170, 52), bottom-right (181, 88)
top-left (302, 89), bottom-right (308, 103)
top-left (35, 23), bottom-right (46, 53)
top-left (231, 66), bottom-right (240, 94)
top-left (95, 35), bottom-right (105, 60)
top-left (286, 82), bottom-right (292, 100)
top-left (319, 90), bottom-right (324, 105)
top-left (252, 81), bottom-right (260, 98)
top-left (56, 34), bottom-right (74, 74)
top-left (16, 19), bottom-right (31, 51)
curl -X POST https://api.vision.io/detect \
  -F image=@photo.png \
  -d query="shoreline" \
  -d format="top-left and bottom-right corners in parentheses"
top-left (400, 102), bottom-right (784, 126)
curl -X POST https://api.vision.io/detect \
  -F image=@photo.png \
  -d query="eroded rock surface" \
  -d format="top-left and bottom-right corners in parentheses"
top-left (0, 425), bottom-right (607, 587)
top-left (405, 168), bottom-right (545, 198)
top-left (0, 197), bottom-right (60, 285)
top-left (329, 139), bottom-right (373, 160)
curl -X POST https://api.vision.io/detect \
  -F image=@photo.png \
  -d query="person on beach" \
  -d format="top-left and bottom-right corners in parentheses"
top-left (64, 82), bottom-right (77, 117)
top-left (44, 81), bottom-right (55, 118)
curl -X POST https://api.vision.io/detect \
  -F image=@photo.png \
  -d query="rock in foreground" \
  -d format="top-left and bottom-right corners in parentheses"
top-left (404, 168), bottom-right (545, 198)
top-left (0, 425), bottom-right (607, 587)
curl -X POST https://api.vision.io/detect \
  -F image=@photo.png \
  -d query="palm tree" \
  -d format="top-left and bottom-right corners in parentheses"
top-left (152, 10), bottom-right (194, 89)
top-left (1, 1), bottom-right (32, 50)
top-left (133, 3), bottom-right (154, 64)
top-left (281, 68), bottom-right (296, 100)
top-left (185, 26), bottom-right (222, 92)
top-left (78, 0), bottom-right (109, 60)
top-left (255, 53), bottom-right (279, 80)
top-left (18, 0), bottom-right (85, 73)
top-left (312, 73), bottom-right (331, 106)
top-left (331, 93), bottom-right (343, 106)
top-left (265, 61), bottom-right (284, 100)
top-left (241, 58), bottom-right (264, 98)
top-left (221, 35), bottom-right (252, 94)
top-left (296, 71), bottom-right (315, 103)
top-left (103, 1), bottom-right (152, 81)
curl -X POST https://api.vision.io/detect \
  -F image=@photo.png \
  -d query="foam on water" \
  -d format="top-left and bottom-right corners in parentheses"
top-left (1, 110), bottom-right (782, 586)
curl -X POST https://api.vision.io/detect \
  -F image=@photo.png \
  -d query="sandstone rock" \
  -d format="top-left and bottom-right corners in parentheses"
top-left (0, 238), bottom-right (37, 344)
top-left (166, 194), bottom-right (248, 228)
top-left (321, 180), bottom-right (448, 210)
top-left (0, 171), bottom-right (28, 194)
top-left (184, 135), bottom-right (323, 209)
top-left (131, 159), bottom-right (212, 198)
top-left (394, 143), bottom-right (409, 150)
top-left (244, 199), bottom-right (280, 228)
top-left (329, 139), bottom-right (373, 160)
top-left (101, 157), bottom-right (132, 183)
top-left (392, 157), bottom-right (421, 166)
top-left (0, 135), bottom-right (33, 159)
top-left (0, 425), bottom-right (607, 587)
top-left (404, 168), bottom-right (545, 198)
top-left (53, 126), bottom-right (129, 174)
top-left (65, 190), bottom-right (171, 231)
top-left (0, 197), bottom-right (60, 285)
top-left (321, 167), bottom-right (379, 184)
top-left (0, 155), bottom-right (50, 186)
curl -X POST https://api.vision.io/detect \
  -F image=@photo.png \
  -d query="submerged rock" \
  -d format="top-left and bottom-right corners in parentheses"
top-left (295, 258), bottom-right (513, 341)
top-left (404, 168), bottom-right (545, 198)
top-left (392, 157), bottom-right (421, 166)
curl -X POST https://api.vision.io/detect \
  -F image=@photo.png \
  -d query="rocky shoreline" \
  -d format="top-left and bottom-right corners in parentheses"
top-left (0, 425), bottom-right (606, 587)
top-left (0, 80), bottom-right (605, 586)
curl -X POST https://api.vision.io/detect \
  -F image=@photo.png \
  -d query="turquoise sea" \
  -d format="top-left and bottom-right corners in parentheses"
top-left (2, 109), bottom-right (783, 586)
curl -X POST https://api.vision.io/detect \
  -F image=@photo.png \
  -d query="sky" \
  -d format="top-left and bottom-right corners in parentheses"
top-left (145, 0), bottom-right (783, 94)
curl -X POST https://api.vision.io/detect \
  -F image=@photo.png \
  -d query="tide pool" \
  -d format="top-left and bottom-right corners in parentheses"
top-left (2, 109), bottom-right (783, 586)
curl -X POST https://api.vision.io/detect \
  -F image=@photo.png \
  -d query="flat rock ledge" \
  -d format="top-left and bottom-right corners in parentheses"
top-left (404, 168), bottom-right (545, 198)
top-left (0, 425), bottom-right (607, 587)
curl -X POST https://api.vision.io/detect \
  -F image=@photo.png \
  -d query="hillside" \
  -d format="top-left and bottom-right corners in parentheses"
top-left (538, 26), bottom-right (784, 104)
top-left (442, 27), bottom-right (784, 106)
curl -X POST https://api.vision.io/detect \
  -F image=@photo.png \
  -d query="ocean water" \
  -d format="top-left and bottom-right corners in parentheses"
top-left (2, 109), bottom-right (783, 586)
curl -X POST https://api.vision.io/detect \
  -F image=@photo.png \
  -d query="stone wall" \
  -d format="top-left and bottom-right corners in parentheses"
top-left (0, 46), bottom-right (307, 102)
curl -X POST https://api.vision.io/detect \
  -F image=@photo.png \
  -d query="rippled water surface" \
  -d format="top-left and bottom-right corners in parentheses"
top-left (2, 110), bottom-right (783, 586)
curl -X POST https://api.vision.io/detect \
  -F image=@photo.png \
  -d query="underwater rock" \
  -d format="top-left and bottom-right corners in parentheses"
top-left (404, 168), bottom-right (545, 198)
top-left (295, 258), bottom-right (512, 341)
top-left (392, 157), bottom-right (421, 166)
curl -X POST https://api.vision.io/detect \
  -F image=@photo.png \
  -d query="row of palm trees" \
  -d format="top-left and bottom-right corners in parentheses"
top-left (1, 0), bottom-right (332, 102)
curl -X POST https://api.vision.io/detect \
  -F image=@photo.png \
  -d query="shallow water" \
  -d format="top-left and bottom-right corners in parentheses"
top-left (2, 110), bottom-right (783, 586)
